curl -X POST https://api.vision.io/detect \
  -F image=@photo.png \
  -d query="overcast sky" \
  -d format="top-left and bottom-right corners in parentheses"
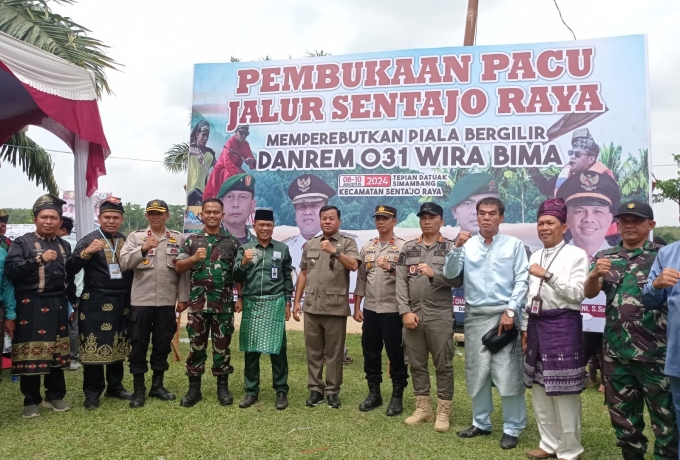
top-left (1, 0), bottom-right (679, 224)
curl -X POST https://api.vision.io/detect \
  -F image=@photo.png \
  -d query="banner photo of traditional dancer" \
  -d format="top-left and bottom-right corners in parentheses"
top-left (187, 35), bottom-right (650, 332)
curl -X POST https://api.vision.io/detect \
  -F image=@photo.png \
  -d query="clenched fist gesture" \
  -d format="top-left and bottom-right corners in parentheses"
top-left (41, 249), bottom-right (58, 263)
top-left (455, 231), bottom-right (471, 248)
top-left (589, 258), bottom-right (611, 279)
top-left (377, 256), bottom-right (390, 271)
top-left (529, 263), bottom-right (546, 278)
top-left (83, 239), bottom-right (105, 256)
top-left (242, 248), bottom-right (255, 265)
top-left (193, 247), bottom-right (207, 263)
top-left (142, 237), bottom-right (159, 253)
top-left (652, 268), bottom-right (680, 289)
top-left (320, 239), bottom-right (335, 255)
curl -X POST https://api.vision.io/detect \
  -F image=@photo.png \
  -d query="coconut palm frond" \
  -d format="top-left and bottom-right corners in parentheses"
top-left (164, 142), bottom-right (188, 174)
top-left (229, 55), bottom-right (240, 62)
top-left (1, 131), bottom-right (59, 194)
top-left (0, 0), bottom-right (122, 98)
top-left (305, 49), bottom-right (331, 57)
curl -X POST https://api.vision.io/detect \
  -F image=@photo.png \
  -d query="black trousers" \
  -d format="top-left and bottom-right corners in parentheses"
top-left (128, 305), bottom-right (176, 375)
top-left (583, 331), bottom-right (604, 366)
top-left (362, 309), bottom-right (408, 386)
top-left (83, 362), bottom-right (125, 397)
top-left (20, 368), bottom-right (66, 406)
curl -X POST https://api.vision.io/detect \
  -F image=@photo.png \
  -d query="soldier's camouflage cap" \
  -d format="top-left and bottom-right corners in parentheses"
top-left (217, 173), bottom-right (255, 199)
top-left (447, 173), bottom-right (499, 209)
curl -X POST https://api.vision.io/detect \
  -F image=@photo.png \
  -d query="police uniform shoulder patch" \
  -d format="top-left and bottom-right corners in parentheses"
top-left (282, 235), bottom-right (296, 244)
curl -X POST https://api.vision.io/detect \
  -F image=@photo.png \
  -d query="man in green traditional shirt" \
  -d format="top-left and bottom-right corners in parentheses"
top-left (233, 208), bottom-right (293, 410)
top-left (175, 198), bottom-right (241, 407)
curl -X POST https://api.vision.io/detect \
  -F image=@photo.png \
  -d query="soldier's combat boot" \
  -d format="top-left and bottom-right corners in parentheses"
top-left (434, 398), bottom-right (452, 432)
top-left (358, 381), bottom-right (382, 412)
top-left (129, 374), bottom-right (146, 409)
top-left (385, 383), bottom-right (404, 416)
top-left (217, 374), bottom-right (233, 406)
top-left (180, 375), bottom-right (202, 407)
top-left (149, 371), bottom-right (176, 401)
top-left (404, 395), bottom-right (434, 426)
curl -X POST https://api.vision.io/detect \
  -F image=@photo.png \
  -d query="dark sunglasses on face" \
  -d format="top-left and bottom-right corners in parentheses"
top-left (567, 150), bottom-right (594, 158)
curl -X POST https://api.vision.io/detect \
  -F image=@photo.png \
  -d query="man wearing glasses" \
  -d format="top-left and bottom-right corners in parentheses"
top-left (529, 127), bottom-right (614, 198)
top-left (203, 124), bottom-right (256, 199)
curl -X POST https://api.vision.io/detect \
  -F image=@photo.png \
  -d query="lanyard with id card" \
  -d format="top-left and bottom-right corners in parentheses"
top-left (99, 229), bottom-right (123, 280)
top-left (530, 243), bottom-right (566, 316)
top-left (271, 250), bottom-right (282, 280)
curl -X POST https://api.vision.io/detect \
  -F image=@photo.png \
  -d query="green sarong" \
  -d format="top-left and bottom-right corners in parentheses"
top-left (240, 294), bottom-right (285, 354)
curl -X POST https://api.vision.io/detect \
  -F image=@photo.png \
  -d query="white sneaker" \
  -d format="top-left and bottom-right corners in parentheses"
top-left (69, 360), bottom-right (81, 371)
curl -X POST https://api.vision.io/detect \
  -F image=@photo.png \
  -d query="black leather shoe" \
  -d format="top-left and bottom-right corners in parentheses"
top-left (457, 425), bottom-right (492, 438)
top-left (500, 433), bottom-right (519, 449)
top-left (275, 392), bottom-right (288, 410)
top-left (306, 391), bottom-right (324, 407)
top-left (84, 396), bottom-right (100, 410)
top-left (621, 447), bottom-right (645, 460)
top-left (239, 394), bottom-right (258, 408)
top-left (326, 393), bottom-right (341, 409)
top-left (105, 388), bottom-right (133, 400)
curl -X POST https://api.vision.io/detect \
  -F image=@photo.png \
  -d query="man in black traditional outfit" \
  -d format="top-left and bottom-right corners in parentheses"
top-left (5, 194), bottom-right (77, 418)
top-left (67, 196), bottom-right (133, 409)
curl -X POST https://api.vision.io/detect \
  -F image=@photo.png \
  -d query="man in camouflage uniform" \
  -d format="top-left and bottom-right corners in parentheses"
top-left (175, 198), bottom-right (240, 407)
top-left (584, 200), bottom-right (678, 460)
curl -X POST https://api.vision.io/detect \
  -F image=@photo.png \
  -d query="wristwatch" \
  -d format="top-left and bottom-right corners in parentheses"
top-left (543, 271), bottom-right (554, 282)
top-left (387, 264), bottom-right (396, 274)
top-left (333, 249), bottom-right (341, 258)
top-left (505, 309), bottom-right (515, 318)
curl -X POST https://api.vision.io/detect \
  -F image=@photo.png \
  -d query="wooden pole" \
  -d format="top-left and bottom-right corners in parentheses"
top-left (463, 0), bottom-right (479, 46)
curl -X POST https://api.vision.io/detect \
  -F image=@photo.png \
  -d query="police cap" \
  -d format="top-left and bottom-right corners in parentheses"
top-left (145, 199), bottom-right (169, 213)
top-left (417, 202), bottom-right (444, 218)
top-left (373, 205), bottom-right (397, 219)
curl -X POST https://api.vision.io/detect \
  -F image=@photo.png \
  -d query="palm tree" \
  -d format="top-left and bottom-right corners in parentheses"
top-left (599, 142), bottom-right (623, 181)
top-left (0, 0), bottom-right (120, 192)
top-left (619, 148), bottom-right (649, 200)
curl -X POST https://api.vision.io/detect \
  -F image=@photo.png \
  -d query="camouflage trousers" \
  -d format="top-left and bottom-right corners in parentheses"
top-left (603, 355), bottom-right (679, 459)
top-left (186, 311), bottom-right (235, 377)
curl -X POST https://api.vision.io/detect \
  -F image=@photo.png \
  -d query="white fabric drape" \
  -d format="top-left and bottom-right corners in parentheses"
top-left (0, 31), bottom-right (96, 101)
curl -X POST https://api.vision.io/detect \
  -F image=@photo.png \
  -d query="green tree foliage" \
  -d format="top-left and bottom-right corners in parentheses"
top-left (5, 207), bottom-right (35, 224)
top-left (120, 203), bottom-right (185, 233)
top-left (654, 227), bottom-right (680, 244)
top-left (652, 153), bottom-right (680, 206)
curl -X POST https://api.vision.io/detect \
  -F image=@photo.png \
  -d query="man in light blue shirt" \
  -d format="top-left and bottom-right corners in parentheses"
top-left (444, 197), bottom-right (529, 450)
top-left (642, 240), bottom-right (680, 442)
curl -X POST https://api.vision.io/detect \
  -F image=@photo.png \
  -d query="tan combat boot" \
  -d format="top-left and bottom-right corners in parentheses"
top-left (434, 398), bottom-right (452, 432)
top-left (404, 395), bottom-right (434, 426)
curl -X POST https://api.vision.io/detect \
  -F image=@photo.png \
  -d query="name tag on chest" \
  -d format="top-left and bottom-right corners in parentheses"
top-left (109, 263), bottom-right (123, 279)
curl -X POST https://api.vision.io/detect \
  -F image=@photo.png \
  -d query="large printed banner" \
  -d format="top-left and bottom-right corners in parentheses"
top-left (187, 35), bottom-right (650, 332)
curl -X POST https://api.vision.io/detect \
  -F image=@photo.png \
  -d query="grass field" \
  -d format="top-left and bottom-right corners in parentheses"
top-left (0, 330), bottom-right (657, 459)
